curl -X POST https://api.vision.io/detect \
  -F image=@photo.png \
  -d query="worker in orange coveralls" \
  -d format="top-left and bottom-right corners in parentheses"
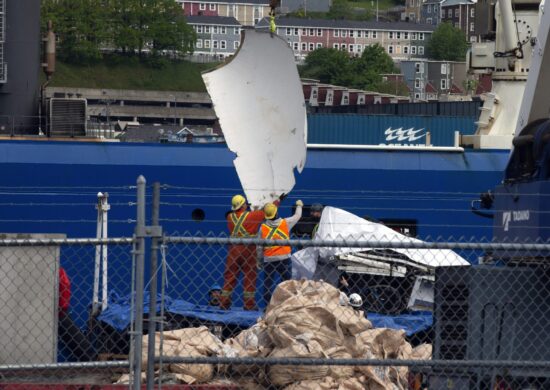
top-left (220, 194), bottom-right (281, 310)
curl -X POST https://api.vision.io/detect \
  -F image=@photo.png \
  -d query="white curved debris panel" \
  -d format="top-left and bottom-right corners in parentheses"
top-left (202, 29), bottom-right (307, 208)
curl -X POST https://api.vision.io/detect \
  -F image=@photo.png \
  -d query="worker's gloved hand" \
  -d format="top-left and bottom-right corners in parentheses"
top-left (295, 199), bottom-right (304, 207)
top-left (256, 258), bottom-right (263, 270)
top-left (279, 193), bottom-right (288, 201)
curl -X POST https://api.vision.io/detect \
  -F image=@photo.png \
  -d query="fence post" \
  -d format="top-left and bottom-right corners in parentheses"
top-left (146, 182), bottom-right (161, 389)
top-left (133, 175), bottom-right (147, 390)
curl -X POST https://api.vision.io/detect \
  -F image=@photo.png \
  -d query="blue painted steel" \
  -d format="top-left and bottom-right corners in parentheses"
top-left (0, 140), bottom-right (509, 340)
top-left (308, 114), bottom-right (477, 146)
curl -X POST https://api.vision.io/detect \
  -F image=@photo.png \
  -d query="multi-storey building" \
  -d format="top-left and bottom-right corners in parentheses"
top-left (400, 60), bottom-right (467, 101)
top-left (404, 0), bottom-right (423, 22)
top-left (441, 0), bottom-right (477, 42)
top-left (179, 0), bottom-right (270, 26)
top-left (257, 17), bottom-right (435, 62)
top-left (186, 16), bottom-right (242, 60)
top-left (421, 0), bottom-right (444, 26)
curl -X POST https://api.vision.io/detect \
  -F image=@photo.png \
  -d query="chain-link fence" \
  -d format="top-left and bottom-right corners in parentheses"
top-left (1, 178), bottom-right (550, 390)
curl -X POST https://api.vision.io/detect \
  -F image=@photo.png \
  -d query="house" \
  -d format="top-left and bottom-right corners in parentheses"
top-left (186, 15), bottom-right (242, 60)
top-left (404, 0), bottom-right (423, 22)
top-left (441, 0), bottom-right (477, 42)
top-left (257, 17), bottom-right (435, 62)
top-left (279, 0), bottom-right (332, 14)
top-left (421, 0), bottom-right (444, 26)
top-left (178, 0), bottom-right (270, 26)
top-left (400, 60), bottom-right (467, 101)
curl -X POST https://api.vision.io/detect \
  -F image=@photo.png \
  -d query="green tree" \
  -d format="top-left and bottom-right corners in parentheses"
top-left (301, 48), bottom-right (354, 85)
top-left (327, 0), bottom-right (354, 19)
top-left (42, 0), bottom-right (110, 63)
top-left (301, 44), bottom-right (401, 93)
top-left (427, 22), bottom-right (469, 61)
top-left (349, 44), bottom-right (398, 90)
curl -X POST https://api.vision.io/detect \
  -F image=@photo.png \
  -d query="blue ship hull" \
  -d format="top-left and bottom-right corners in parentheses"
top-left (0, 140), bottom-right (508, 239)
top-left (0, 140), bottom-right (509, 328)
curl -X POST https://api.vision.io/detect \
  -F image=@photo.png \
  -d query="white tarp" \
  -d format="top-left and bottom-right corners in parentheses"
top-left (292, 207), bottom-right (469, 279)
top-left (202, 29), bottom-right (307, 208)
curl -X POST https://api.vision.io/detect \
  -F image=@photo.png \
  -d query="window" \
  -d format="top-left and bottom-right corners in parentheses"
top-left (309, 28), bottom-right (315, 36)
top-left (409, 12), bottom-right (415, 20)
top-left (301, 42), bottom-right (307, 51)
top-left (441, 8), bottom-right (445, 18)
top-left (415, 62), bottom-right (421, 72)
top-left (364, 30), bottom-right (369, 38)
top-left (382, 76), bottom-right (388, 81)
top-left (404, 46), bottom-right (409, 54)
top-left (196, 39), bottom-right (203, 48)
top-left (441, 79), bottom-right (448, 89)
top-left (372, 31), bottom-right (377, 38)
top-left (342, 30), bottom-right (347, 37)
top-left (454, 8), bottom-right (459, 17)
top-left (415, 78), bottom-right (421, 88)
top-left (428, 4), bottom-right (432, 13)
top-left (316, 43), bottom-right (323, 48)
top-left (349, 30), bottom-right (354, 37)
top-left (470, 22), bottom-right (475, 32)
top-left (418, 46), bottom-right (424, 55)
top-left (302, 29), bottom-right (307, 36)
top-left (234, 41), bottom-right (239, 49)
top-left (396, 32), bottom-right (401, 39)
top-left (209, 3), bottom-right (216, 10)
top-left (396, 45), bottom-right (401, 54)
top-left (333, 43), bottom-right (340, 49)
top-left (309, 43), bottom-right (314, 51)
top-left (293, 42), bottom-right (299, 50)
top-left (234, 27), bottom-right (240, 34)
top-left (229, 5), bottom-right (237, 17)
top-left (220, 26), bottom-right (226, 34)
top-left (197, 25), bottom-right (203, 33)
top-left (205, 26), bottom-right (211, 33)
top-left (349, 44), bottom-right (354, 52)
top-left (317, 29), bottom-right (323, 36)
top-left (213, 26), bottom-right (218, 34)
top-left (411, 46), bottom-right (417, 54)
top-left (286, 28), bottom-right (292, 35)
top-left (357, 44), bottom-right (363, 52)
top-left (411, 32), bottom-right (416, 40)
top-left (419, 32), bottom-right (424, 40)
top-left (415, 93), bottom-right (420, 99)
top-left (212, 40), bottom-right (218, 49)
top-left (220, 40), bottom-right (226, 49)
top-left (334, 30), bottom-right (340, 37)
top-left (470, 7), bottom-right (474, 17)
top-left (204, 39), bottom-right (210, 48)
top-left (441, 63), bottom-right (448, 74)
top-left (389, 31), bottom-right (394, 39)
top-left (343, 95), bottom-right (349, 104)
top-left (470, 35), bottom-right (477, 42)
top-left (448, 9), bottom-right (452, 17)
top-left (404, 32), bottom-right (409, 39)
top-left (388, 45), bottom-right (394, 54)
top-left (199, 3), bottom-right (206, 10)
top-left (294, 28), bottom-right (299, 35)
top-left (341, 44), bottom-right (347, 51)
top-left (427, 17), bottom-right (432, 24)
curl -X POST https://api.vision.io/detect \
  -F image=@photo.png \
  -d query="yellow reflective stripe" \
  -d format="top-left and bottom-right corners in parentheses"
top-left (231, 211), bottom-right (251, 237)
top-left (243, 291), bottom-right (256, 297)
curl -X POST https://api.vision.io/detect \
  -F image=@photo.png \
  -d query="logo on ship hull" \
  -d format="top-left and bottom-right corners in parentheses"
top-left (384, 127), bottom-right (426, 143)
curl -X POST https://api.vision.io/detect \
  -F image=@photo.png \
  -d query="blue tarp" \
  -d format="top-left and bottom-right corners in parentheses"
top-left (98, 294), bottom-right (433, 336)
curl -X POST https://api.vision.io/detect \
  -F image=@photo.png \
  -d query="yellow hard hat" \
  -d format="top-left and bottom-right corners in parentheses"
top-left (231, 194), bottom-right (246, 211)
top-left (264, 203), bottom-right (278, 219)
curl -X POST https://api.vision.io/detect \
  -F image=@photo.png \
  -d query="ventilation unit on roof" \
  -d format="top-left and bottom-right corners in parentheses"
top-left (48, 98), bottom-right (87, 137)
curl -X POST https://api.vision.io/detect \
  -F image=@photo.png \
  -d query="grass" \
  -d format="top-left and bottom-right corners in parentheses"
top-left (46, 56), bottom-right (219, 92)
top-left (348, 0), bottom-right (401, 13)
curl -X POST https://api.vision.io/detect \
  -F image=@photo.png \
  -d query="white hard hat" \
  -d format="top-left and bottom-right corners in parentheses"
top-left (349, 293), bottom-right (363, 309)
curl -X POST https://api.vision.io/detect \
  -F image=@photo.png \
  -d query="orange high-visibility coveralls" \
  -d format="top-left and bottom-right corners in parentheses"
top-left (220, 205), bottom-right (270, 310)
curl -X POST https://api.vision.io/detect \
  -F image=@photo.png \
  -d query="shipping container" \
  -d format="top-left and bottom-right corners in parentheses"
top-left (309, 100), bottom-right (482, 117)
top-left (307, 114), bottom-right (477, 147)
